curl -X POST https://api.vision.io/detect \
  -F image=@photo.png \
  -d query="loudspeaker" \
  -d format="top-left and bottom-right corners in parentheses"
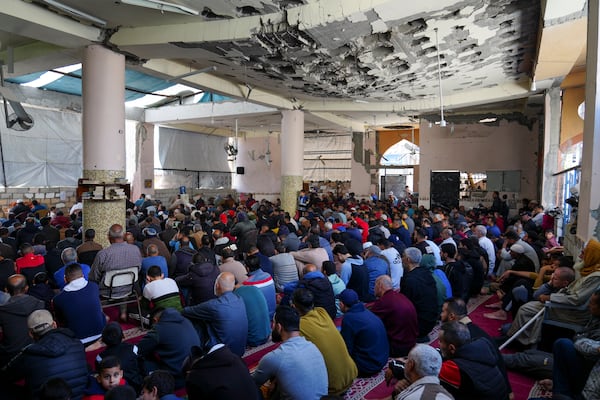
top-left (236, 166), bottom-right (245, 174)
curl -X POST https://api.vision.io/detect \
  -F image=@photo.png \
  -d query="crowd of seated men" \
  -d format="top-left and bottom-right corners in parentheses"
top-left (0, 190), bottom-right (598, 400)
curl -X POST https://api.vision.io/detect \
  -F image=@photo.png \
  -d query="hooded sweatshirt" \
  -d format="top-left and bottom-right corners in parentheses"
top-left (186, 344), bottom-right (259, 399)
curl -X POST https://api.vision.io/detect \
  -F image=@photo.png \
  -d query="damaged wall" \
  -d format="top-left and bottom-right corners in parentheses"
top-left (418, 117), bottom-right (539, 208)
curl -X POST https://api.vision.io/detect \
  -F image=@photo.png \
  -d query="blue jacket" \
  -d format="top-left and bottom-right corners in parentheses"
top-left (340, 303), bottom-right (389, 375)
top-left (137, 308), bottom-right (200, 377)
top-left (183, 291), bottom-right (248, 357)
top-left (7, 328), bottom-right (88, 399)
top-left (364, 256), bottom-right (388, 295)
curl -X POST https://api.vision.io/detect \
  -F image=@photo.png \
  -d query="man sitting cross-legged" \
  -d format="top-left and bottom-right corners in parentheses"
top-left (438, 321), bottom-right (509, 400)
top-left (53, 247), bottom-right (91, 290)
top-left (52, 263), bottom-right (107, 346)
top-left (338, 288), bottom-right (389, 377)
top-left (137, 307), bottom-right (200, 389)
top-left (392, 344), bottom-right (454, 400)
top-left (142, 265), bottom-right (182, 312)
top-left (182, 271), bottom-right (248, 357)
top-left (440, 297), bottom-right (512, 397)
top-left (293, 287), bottom-right (358, 395)
top-left (252, 305), bottom-right (328, 400)
top-left (369, 274), bottom-right (418, 357)
top-left (0, 274), bottom-right (44, 367)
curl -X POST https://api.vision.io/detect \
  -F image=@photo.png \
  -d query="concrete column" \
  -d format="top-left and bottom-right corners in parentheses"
top-left (280, 110), bottom-right (304, 214)
top-left (578, 0), bottom-right (600, 242)
top-left (81, 45), bottom-right (126, 247)
top-left (130, 122), bottom-right (155, 201)
top-left (541, 88), bottom-right (561, 213)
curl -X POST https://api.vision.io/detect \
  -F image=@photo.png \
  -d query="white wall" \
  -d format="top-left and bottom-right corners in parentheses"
top-left (234, 135), bottom-right (282, 199)
top-left (418, 119), bottom-right (540, 209)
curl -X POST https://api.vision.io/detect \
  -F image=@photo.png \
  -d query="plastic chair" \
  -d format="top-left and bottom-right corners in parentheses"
top-left (100, 267), bottom-right (144, 329)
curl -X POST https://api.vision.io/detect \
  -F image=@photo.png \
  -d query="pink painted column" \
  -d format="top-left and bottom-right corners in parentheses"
top-left (81, 45), bottom-right (126, 246)
top-left (280, 110), bottom-right (304, 214)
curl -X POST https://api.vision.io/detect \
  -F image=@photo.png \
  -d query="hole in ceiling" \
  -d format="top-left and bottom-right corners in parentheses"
top-left (201, 7), bottom-right (231, 19)
top-left (411, 37), bottom-right (430, 46)
top-left (237, 6), bottom-right (260, 16)
top-left (407, 18), bottom-right (427, 34)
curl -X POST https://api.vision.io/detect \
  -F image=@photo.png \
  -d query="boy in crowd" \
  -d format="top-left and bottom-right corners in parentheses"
top-left (83, 356), bottom-right (127, 400)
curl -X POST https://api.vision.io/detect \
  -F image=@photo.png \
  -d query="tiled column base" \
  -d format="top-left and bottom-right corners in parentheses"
top-left (281, 175), bottom-right (303, 216)
top-left (82, 169), bottom-right (126, 248)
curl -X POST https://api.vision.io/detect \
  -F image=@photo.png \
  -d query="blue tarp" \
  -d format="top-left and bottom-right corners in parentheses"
top-left (6, 68), bottom-right (174, 100)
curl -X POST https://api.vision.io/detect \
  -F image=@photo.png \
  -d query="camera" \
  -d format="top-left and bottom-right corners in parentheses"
top-left (388, 359), bottom-right (405, 380)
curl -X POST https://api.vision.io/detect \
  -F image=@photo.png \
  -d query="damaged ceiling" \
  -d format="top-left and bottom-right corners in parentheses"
top-left (0, 0), bottom-right (588, 133)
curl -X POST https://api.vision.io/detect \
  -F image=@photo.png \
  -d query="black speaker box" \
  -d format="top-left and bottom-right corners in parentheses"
top-left (236, 166), bottom-right (245, 174)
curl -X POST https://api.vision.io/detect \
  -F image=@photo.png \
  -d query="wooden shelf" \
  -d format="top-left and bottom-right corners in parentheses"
top-left (77, 179), bottom-right (130, 201)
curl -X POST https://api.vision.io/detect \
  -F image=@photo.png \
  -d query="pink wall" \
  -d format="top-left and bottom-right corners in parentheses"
top-left (418, 119), bottom-right (540, 208)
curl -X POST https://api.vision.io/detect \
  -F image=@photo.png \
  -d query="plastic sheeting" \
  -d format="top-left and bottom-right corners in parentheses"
top-left (155, 127), bottom-right (232, 189)
top-left (0, 104), bottom-right (82, 187)
top-left (304, 134), bottom-right (352, 182)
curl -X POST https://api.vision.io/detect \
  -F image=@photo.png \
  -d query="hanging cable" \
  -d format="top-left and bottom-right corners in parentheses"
top-left (434, 28), bottom-right (447, 127)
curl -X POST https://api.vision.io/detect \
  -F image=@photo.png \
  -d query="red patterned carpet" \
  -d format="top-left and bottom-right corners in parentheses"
top-left (88, 295), bottom-right (540, 400)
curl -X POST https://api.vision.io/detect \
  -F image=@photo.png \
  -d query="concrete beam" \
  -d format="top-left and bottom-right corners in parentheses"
top-left (307, 112), bottom-right (366, 133)
top-left (301, 80), bottom-right (531, 113)
top-left (0, 0), bottom-right (102, 47)
top-left (111, 0), bottom-right (396, 47)
top-left (144, 101), bottom-right (278, 124)
top-left (140, 59), bottom-right (294, 109)
top-left (1, 43), bottom-right (82, 77)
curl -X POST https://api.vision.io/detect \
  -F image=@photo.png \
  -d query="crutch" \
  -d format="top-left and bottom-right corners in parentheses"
top-left (499, 307), bottom-right (545, 350)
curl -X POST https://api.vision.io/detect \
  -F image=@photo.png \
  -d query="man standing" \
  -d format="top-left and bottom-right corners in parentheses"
top-left (293, 288), bottom-right (358, 395)
top-left (370, 275), bottom-right (418, 357)
top-left (338, 289), bottom-right (389, 377)
top-left (182, 272), bottom-right (248, 357)
top-left (0, 274), bottom-right (44, 367)
top-left (252, 305), bottom-right (328, 400)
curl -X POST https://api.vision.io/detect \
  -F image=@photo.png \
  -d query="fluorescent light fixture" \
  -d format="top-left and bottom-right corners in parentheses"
top-left (479, 117), bottom-right (497, 123)
top-left (353, 99), bottom-right (369, 104)
top-left (43, 0), bottom-right (107, 26)
top-left (119, 0), bottom-right (199, 15)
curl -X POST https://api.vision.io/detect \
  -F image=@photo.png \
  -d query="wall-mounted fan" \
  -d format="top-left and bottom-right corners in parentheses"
top-left (0, 69), bottom-right (35, 132)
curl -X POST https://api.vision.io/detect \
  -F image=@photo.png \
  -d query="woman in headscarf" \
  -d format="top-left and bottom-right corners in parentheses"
top-left (546, 238), bottom-right (600, 326)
